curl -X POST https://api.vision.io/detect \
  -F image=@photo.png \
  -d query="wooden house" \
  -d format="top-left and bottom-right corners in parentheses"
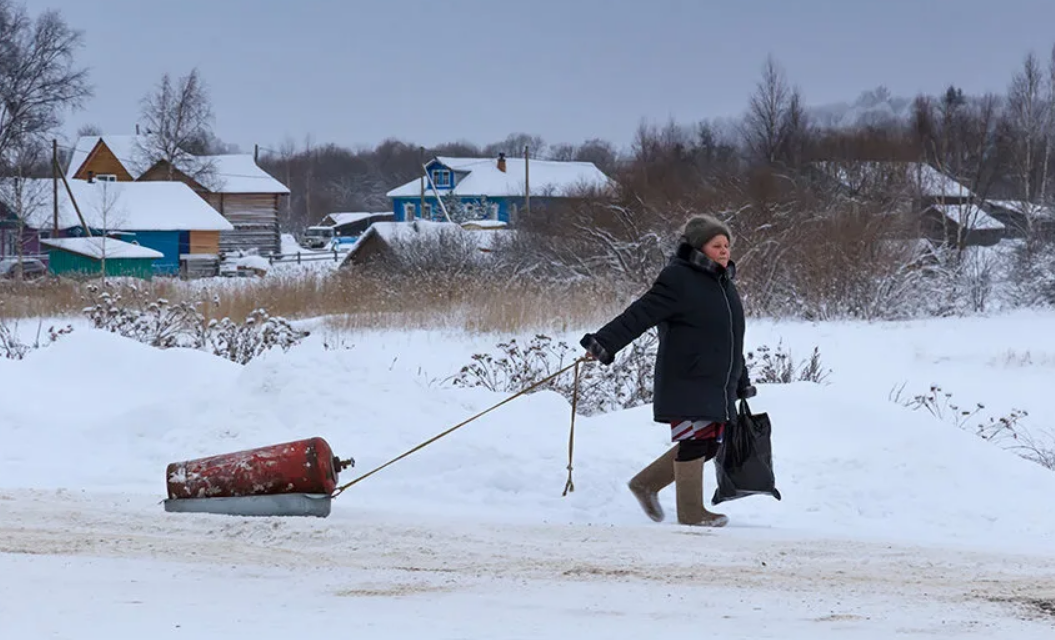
top-left (41, 237), bottom-right (162, 279)
top-left (920, 203), bottom-right (1005, 247)
top-left (67, 135), bottom-right (290, 257)
top-left (985, 200), bottom-right (1055, 239)
top-left (0, 195), bottom-right (43, 261)
top-left (338, 220), bottom-right (509, 269)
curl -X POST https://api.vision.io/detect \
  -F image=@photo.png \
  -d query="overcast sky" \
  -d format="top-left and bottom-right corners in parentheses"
top-left (29, 0), bottom-right (1055, 154)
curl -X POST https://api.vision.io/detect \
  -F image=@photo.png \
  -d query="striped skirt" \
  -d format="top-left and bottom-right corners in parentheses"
top-left (670, 419), bottom-right (726, 443)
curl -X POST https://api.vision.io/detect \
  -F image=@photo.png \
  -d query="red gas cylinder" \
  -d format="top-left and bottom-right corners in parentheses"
top-left (166, 437), bottom-right (352, 500)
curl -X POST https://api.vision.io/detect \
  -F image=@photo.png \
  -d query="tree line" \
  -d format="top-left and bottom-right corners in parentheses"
top-left (3, 0), bottom-right (1055, 316)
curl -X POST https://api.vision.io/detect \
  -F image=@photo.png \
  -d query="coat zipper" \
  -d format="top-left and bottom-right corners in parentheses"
top-left (719, 277), bottom-right (734, 421)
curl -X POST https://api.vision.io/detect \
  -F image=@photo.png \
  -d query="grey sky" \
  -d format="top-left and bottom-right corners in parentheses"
top-left (28, 0), bottom-right (1055, 154)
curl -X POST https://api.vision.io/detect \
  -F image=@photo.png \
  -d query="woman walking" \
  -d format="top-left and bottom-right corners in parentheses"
top-left (581, 214), bottom-right (755, 527)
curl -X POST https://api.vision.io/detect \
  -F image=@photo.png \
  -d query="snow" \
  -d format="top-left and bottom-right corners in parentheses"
top-left (236, 255), bottom-right (270, 272)
top-left (2, 311), bottom-right (1055, 636)
top-left (930, 203), bottom-right (1006, 230)
top-left (41, 237), bottom-right (165, 260)
top-left (988, 199), bottom-right (1055, 221)
top-left (19, 178), bottom-right (233, 232)
top-left (386, 156), bottom-right (613, 198)
top-left (461, 219), bottom-right (508, 229)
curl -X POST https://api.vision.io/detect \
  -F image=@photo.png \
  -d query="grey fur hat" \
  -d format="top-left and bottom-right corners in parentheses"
top-left (681, 214), bottom-right (732, 248)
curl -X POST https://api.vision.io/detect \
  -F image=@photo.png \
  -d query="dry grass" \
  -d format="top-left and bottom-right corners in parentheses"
top-left (0, 271), bottom-right (630, 335)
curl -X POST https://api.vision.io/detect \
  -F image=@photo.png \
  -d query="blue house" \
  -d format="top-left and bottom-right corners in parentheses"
top-left (385, 154), bottom-right (612, 224)
top-left (15, 178), bottom-right (233, 276)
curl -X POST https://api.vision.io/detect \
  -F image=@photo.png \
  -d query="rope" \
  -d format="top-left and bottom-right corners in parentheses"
top-left (562, 359), bottom-right (582, 496)
top-left (331, 357), bottom-right (588, 498)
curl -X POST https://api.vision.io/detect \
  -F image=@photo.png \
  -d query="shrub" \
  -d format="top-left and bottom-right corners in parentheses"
top-left (0, 312), bottom-right (73, 360)
top-left (81, 283), bottom-right (308, 363)
top-left (891, 384), bottom-right (1053, 470)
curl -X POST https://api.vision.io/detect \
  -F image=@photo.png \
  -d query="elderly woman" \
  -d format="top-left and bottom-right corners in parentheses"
top-left (581, 214), bottom-right (755, 527)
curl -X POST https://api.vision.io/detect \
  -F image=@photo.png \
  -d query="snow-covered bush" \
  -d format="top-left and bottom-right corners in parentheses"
top-left (81, 283), bottom-right (308, 363)
top-left (83, 285), bottom-right (206, 349)
top-left (205, 309), bottom-right (308, 365)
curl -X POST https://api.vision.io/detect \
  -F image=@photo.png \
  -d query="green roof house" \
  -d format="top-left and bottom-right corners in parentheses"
top-left (41, 237), bottom-right (163, 279)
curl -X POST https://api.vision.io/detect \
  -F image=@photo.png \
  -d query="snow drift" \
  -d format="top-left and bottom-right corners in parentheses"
top-left (2, 321), bottom-right (1054, 554)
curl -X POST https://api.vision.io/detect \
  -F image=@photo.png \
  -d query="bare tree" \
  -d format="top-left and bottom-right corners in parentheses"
top-left (136, 67), bottom-right (215, 183)
top-left (741, 55), bottom-right (807, 167)
top-left (1005, 51), bottom-right (1050, 238)
top-left (88, 180), bottom-right (125, 282)
top-left (483, 133), bottom-right (546, 159)
top-left (76, 123), bottom-right (101, 137)
top-left (0, 0), bottom-right (91, 171)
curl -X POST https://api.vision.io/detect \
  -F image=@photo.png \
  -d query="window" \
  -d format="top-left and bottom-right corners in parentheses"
top-left (95, 174), bottom-right (117, 182)
top-left (403, 202), bottom-right (416, 220)
top-left (424, 203), bottom-right (433, 219)
top-left (433, 170), bottom-right (451, 188)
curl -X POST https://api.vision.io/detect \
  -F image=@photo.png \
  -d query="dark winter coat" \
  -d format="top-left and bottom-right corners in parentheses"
top-left (581, 241), bottom-right (752, 424)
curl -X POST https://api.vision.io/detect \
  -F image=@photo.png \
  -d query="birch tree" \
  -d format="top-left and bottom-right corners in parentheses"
top-left (0, 0), bottom-right (90, 171)
top-left (1005, 51), bottom-right (1050, 238)
top-left (136, 68), bottom-right (216, 184)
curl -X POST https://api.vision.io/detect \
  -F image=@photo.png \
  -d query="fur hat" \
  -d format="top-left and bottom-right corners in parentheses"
top-left (682, 214), bottom-right (732, 248)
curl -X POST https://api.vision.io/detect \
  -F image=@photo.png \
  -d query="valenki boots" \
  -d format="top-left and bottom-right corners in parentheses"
top-left (674, 457), bottom-right (729, 527)
top-left (627, 446), bottom-right (677, 522)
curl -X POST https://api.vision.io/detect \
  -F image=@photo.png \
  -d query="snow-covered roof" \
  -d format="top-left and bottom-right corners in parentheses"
top-left (41, 237), bottom-right (164, 260)
top-left (320, 212), bottom-right (391, 227)
top-left (460, 219), bottom-right (507, 229)
top-left (819, 161), bottom-right (976, 199)
top-left (339, 220), bottom-right (513, 267)
top-left (929, 204), bottom-right (1005, 231)
top-left (16, 179), bottom-right (233, 232)
top-left (986, 200), bottom-right (1055, 221)
top-left (67, 135), bottom-right (154, 179)
top-left (386, 156), bottom-right (612, 198)
top-left (202, 155), bottom-right (290, 194)
top-left (67, 135), bottom-right (289, 195)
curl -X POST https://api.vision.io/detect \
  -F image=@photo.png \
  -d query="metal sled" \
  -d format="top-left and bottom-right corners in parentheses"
top-left (163, 493), bottom-right (333, 518)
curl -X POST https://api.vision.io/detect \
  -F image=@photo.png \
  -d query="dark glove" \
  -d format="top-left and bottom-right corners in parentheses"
top-left (580, 333), bottom-right (614, 365)
top-left (738, 384), bottom-right (757, 399)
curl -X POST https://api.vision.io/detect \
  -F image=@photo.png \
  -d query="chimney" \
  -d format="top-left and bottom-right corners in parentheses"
top-left (135, 124), bottom-right (140, 135)
top-left (497, 152), bottom-right (506, 173)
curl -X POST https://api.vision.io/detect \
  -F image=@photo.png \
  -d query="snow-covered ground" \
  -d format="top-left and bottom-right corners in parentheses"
top-left (2, 309), bottom-right (1055, 637)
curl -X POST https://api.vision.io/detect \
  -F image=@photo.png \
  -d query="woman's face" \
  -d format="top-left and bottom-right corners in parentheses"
top-left (702, 235), bottom-right (731, 267)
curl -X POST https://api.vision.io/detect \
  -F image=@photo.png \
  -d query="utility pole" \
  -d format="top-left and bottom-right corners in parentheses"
top-left (524, 145), bottom-right (531, 219)
top-left (418, 146), bottom-right (425, 222)
top-left (52, 139), bottom-right (59, 233)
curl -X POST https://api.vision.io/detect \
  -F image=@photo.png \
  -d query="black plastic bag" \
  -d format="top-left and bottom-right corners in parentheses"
top-left (712, 399), bottom-right (782, 505)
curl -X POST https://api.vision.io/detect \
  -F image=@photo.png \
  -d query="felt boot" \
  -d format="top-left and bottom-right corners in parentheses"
top-left (627, 446), bottom-right (677, 522)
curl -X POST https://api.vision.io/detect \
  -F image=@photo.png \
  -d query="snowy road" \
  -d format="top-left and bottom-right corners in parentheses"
top-left (2, 490), bottom-right (1053, 639)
